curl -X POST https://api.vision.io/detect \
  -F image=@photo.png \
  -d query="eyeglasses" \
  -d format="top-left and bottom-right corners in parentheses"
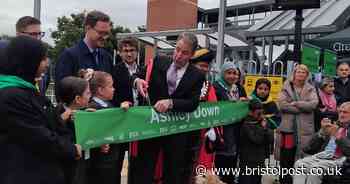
top-left (91, 27), bottom-right (110, 38)
top-left (21, 31), bottom-right (45, 38)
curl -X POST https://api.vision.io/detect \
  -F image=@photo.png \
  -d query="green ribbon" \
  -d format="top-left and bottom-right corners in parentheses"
top-left (75, 101), bottom-right (249, 150)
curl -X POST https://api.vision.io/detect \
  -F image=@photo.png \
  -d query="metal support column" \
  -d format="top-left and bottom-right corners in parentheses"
top-left (216, 0), bottom-right (227, 67)
top-left (34, 0), bottom-right (41, 20)
top-left (294, 9), bottom-right (304, 63)
top-left (268, 37), bottom-right (273, 75)
top-left (261, 37), bottom-right (266, 75)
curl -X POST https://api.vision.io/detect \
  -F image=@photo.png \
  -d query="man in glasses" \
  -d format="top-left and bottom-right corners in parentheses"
top-left (16, 16), bottom-right (49, 95)
top-left (55, 10), bottom-right (113, 101)
top-left (110, 37), bottom-right (144, 184)
top-left (16, 16), bottom-right (45, 40)
top-left (0, 16), bottom-right (49, 95)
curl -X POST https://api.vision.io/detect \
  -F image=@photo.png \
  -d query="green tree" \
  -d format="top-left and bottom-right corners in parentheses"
top-left (49, 12), bottom-right (131, 62)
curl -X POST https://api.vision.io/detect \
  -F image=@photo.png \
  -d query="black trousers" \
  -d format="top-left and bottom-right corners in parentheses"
top-left (129, 133), bottom-right (189, 184)
top-left (88, 143), bottom-right (125, 184)
top-left (64, 158), bottom-right (88, 184)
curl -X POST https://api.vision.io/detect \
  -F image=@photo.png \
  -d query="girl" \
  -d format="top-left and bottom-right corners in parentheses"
top-left (250, 78), bottom-right (280, 129)
top-left (56, 76), bottom-right (92, 184)
top-left (87, 71), bottom-right (129, 184)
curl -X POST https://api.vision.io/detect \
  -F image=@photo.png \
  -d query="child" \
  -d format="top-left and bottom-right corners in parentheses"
top-left (250, 78), bottom-right (280, 129)
top-left (56, 76), bottom-right (92, 184)
top-left (239, 99), bottom-right (274, 184)
top-left (87, 71), bottom-right (130, 184)
top-left (250, 78), bottom-right (280, 168)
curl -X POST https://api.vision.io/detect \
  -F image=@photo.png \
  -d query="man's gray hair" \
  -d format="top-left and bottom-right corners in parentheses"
top-left (177, 32), bottom-right (198, 52)
top-left (340, 102), bottom-right (350, 110)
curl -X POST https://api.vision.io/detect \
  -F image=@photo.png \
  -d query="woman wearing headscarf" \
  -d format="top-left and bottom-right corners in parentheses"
top-left (277, 64), bottom-right (318, 184)
top-left (213, 62), bottom-right (247, 184)
top-left (0, 36), bottom-right (81, 184)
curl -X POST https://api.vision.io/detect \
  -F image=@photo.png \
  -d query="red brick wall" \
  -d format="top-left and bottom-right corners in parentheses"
top-left (145, 0), bottom-right (198, 62)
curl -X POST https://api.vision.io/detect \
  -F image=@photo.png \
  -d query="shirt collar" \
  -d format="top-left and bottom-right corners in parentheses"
top-left (172, 61), bottom-right (189, 71)
top-left (124, 62), bottom-right (137, 71)
top-left (92, 97), bottom-right (109, 108)
top-left (83, 37), bottom-right (97, 54)
top-left (341, 77), bottom-right (349, 84)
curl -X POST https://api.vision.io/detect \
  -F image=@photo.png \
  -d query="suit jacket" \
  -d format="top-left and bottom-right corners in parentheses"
top-left (145, 55), bottom-right (205, 112)
top-left (55, 40), bottom-right (113, 100)
top-left (112, 62), bottom-right (145, 106)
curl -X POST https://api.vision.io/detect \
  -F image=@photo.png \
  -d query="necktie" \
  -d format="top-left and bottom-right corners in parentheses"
top-left (167, 64), bottom-right (177, 95)
top-left (334, 127), bottom-right (347, 158)
top-left (92, 50), bottom-right (99, 68)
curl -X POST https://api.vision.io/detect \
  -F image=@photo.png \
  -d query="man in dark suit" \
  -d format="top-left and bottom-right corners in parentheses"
top-left (131, 32), bottom-right (205, 184)
top-left (55, 10), bottom-right (113, 100)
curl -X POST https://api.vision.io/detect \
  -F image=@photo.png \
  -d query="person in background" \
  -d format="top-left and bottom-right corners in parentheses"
top-left (213, 62), bottom-right (247, 184)
top-left (0, 16), bottom-right (50, 95)
top-left (334, 62), bottom-right (350, 105)
top-left (315, 77), bottom-right (338, 132)
top-left (250, 78), bottom-right (281, 167)
top-left (239, 99), bottom-right (274, 184)
top-left (278, 64), bottom-right (318, 184)
top-left (0, 36), bottom-right (81, 184)
top-left (111, 37), bottom-right (144, 184)
top-left (293, 102), bottom-right (350, 184)
top-left (250, 78), bottom-right (280, 129)
top-left (185, 48), bottom-right (218, 183)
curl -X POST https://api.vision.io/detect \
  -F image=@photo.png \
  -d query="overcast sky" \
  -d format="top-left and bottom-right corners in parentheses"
top-left (0, 0), bottom-right (263, 44)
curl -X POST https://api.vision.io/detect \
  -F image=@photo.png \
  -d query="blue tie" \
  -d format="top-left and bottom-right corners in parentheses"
top-left (92, 50), bottom-right (99, 67)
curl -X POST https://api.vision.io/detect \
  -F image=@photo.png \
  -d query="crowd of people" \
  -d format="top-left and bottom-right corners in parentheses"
top-left (1, 10), bottom-right (350, 184)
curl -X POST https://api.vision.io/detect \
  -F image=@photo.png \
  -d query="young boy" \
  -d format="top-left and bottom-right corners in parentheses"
top-left (239, 99), bottom-right (274, 184)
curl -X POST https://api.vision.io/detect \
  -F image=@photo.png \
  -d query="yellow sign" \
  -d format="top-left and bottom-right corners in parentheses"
top-left (244, 75), bottom-right (284, 102)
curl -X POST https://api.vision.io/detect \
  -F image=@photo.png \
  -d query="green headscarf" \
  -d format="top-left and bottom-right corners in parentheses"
top-left (0, 75), bottom-right (37, 91)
